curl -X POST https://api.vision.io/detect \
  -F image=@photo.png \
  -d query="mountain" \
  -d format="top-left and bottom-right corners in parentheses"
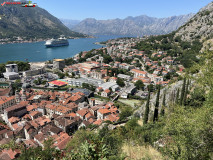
top-left (0, 0), bottom-right (86, 40)
top-left (60, 19), bottom-right (81, 29)
top-left (175, 2), bottom-right (213, 42)
top-left (71, 14), bottom-right (194, 36)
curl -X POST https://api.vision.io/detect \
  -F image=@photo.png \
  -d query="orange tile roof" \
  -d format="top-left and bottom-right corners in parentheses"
top-left (12, 123), bottom-right (20, 130)
top-left (54, 132), bottom-right (71, 150)
top-left (131, 69), bottom-right (147, 74)
top-left (1, 149), bottom-right (20, 159)
top-left (8, 117), bottom-right (20, 124)
top-left (104, 89), bottom-right (111, 94)
top-left (55, 106), bottom-right (71, 114)
top-left (29, 111), bottom-right (41, 117)
top-left (93, 119), bottom-right (103, 125)
top-left (105, 114), bottom-right (119, 122)
top-left (0, 96), bottom-right (15, 106)
top-left (98, 108), bottom-right (111, 115)
top-left (76, 109), bottom-right (88, 117)
top-left (85, 112), bottom-right (94, 118)
top-left (27, 105), bottom-right (38, 112)
top-left (67, 112), bottom-right (76, 117)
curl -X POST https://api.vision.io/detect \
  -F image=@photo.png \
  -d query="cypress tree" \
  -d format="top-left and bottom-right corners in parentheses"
top-left (160, 91), bottom-right (166, 116)
top-left (153, 85), bottom-right (160, 122)
top-left (183, 79), bottom-right (189, 106)
top-left (143, 89), bottom-right (150, 124)
top-left (180, 77), bottom-right (186, 105)
top-left (175, 88), bottom-right (180, 104)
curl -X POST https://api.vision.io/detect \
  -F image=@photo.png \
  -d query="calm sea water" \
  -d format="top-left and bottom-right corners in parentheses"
top-left (0, 35), bottom-right (126, 63)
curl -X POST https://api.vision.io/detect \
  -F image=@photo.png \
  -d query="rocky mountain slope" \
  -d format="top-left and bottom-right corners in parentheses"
top-left (134, 81), bottom-right (183, 119)
top-left (0, 0), bottom-right (86, 40)
top-left (175, 2), bottom-right (213, 42)
top-left (71, 14), bottom-right (194, 36)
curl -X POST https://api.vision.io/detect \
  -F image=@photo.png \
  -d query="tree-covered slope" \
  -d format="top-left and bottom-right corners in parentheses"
top-left (0, 0), bottom-right (86, 40)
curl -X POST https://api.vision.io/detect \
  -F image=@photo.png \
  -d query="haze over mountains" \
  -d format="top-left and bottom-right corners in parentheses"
top-left (0, 0), bottom-right (86, 40)
top-left (60, 19), bottom-right (81, 30)
top-left (62, 14), bottom-right (194, 36)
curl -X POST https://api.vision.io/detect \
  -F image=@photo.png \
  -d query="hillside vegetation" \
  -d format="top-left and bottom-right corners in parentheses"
top-left (0, 0), bottom-right (86, 41)
top-left (175, 2), bottom-right (213, 42)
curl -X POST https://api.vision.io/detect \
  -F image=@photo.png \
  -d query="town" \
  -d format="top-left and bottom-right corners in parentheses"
top-left (0, 37), bottom-right (184, 159)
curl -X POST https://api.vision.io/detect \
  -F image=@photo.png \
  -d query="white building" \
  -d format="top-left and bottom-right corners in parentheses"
top-left (3, 72), bottom-right (19, 80)
top-left (5, 64), bottom-right (18, 73)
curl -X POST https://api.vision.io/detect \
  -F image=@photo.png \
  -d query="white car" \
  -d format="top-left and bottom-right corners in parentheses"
top-left (22, 3), bottom-right (37, 7)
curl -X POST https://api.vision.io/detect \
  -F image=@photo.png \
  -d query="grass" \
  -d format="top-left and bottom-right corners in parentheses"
top-left (118, 99), bottom-right (141, 108)
top-left (122, 143), bottom-right (163, 160)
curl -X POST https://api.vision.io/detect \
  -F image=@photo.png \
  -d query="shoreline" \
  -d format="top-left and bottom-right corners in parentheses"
top-left (0, 36), bottom-right (94, 45)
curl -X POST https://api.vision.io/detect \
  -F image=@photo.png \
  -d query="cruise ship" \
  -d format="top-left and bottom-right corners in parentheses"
top-left (45, 37), bottom-right (69, 47)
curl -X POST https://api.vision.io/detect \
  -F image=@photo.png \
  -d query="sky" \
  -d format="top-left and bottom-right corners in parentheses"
top-left (35, 0), bottom-right (213, 20)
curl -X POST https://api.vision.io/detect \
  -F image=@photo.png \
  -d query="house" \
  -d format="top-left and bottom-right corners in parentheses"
top-left (54, 132), bottom-right (71, 150)
top-left (24, 122), bottom-right (37, 140)
top-left (96, 87), bottom-right (103, 92)
top-left (4, 101), bottom-right (28, 123)
top-left (120, 92), bottom-right (128, 99)
top-left (78, 120), bottom-right (90, 129)
top-left (34, 132), bottom-right (48, 148)
top-left (85, 112), bottom-right (95, 121)
top-left (109, 77), bottom-right (117, 83)
top-left (111, 85), bottom-right (120, 92)
top-left (29, 111), bottom-right (42, 120)
top-left (54, 116), bottom-right (81, 133)
top-left (97, 109), bottom-right (111, 120)
top-left (130, 69), bottom-right (147, 78)
top-left (117, 74), bottom-right (132, 81)
top-left (101, 89), bottom-right (111, 97)
top-left (0, 96), bottom-right (16, 114)
top-left (23, 139), bottom-right (39, 148)
top-left (76, 109), bottom-right (88, 120)
top-left (0, 149), bottom-right (21, 160)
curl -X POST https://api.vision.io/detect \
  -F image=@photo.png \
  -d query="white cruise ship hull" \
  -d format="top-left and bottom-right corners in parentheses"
top-left (45, 43), bottom-right (69, 48)
top-left (45, 38), bottom-right (69, 48)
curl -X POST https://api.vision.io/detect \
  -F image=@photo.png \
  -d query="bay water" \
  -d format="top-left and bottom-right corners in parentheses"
top-left (0, 35), bottom-right (125, 63)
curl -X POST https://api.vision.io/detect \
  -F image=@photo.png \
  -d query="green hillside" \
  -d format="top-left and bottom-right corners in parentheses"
top-left (0, 0), bottom-right (86, 41)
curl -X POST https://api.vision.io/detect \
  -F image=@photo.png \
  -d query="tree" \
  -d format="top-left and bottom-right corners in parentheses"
top-left (153, 85), bottom-right (160, 122)
top-left (33, 78), bottom-right (42, 85)
top-left (143, 89), bottom-right (150, 124)
top-left (82, 83), bottom-right (96, 91)
top-left (58, 72), bottom-right (65, 79)
top-left (160, 91), bottom-right (166, 116)
top-left (116, 78), bottom-right (125, 87)
top-left (183, 79), bottom-right (189, 106)
top-left (175, 88), bottom-right (180, 104)
top-left (119, 106), bottom-right (133, 121)
top-left (0, 64), bottom-right (5, 78)
top-left (147, 84), bottom-right (154, 92)
top-left (135, 80), bottom-right (145, 90)
top-left (180, 77), bottom-right (186, 105)
top-left (72, 72), bottom-right (75, 77)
